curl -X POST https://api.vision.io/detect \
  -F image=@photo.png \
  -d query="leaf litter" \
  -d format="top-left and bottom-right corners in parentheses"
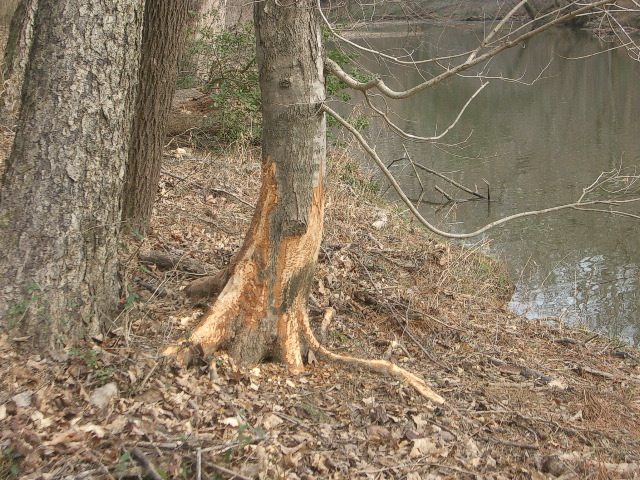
top-left (1, 146), bottom-right (639, 479)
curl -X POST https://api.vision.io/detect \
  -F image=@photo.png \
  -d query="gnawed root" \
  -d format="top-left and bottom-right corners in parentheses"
top-left (301, 309), bottom-right (445, 404)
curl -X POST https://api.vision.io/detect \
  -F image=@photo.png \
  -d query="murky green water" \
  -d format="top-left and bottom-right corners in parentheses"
top-left (334, 23), bottom-right (640, 345)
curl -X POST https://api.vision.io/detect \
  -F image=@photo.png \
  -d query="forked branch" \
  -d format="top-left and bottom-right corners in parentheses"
top-left (323, 105), bottom-right (640, 239)
top-left (323, 0), bottom-right (621, 99)
top-left (363, 82), bottom-right (487, 142)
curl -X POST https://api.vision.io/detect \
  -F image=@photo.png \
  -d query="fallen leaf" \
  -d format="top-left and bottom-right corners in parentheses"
top-left (78, 423), bottom-right (107, 439)
top-left (410, 438), bottom-right (437, 458)
top-left (12, 391), bottom-right (33, 407)
top-left (89, 383), bottom-right (118, 409)
top-left (548, 378), bottom-right (568, 390)
top-left (262, 413), bottom-right (284, 430)
top-left (221, 416), bottom-right (239, 427)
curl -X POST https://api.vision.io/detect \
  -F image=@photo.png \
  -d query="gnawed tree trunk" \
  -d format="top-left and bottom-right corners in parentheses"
top-left (166, 0), bottom-right (327, 370)
top-left (0, 0), bottom-right (144, 348)
top-left (165, 0), bottom-right (444, 403)
top-left (122, 0), bottom-right (193, 231)
top-left (0, 0), bottom-right (37, 126)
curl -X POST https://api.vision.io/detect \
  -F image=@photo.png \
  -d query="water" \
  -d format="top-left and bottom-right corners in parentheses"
top-left (333, 22), bottom-right (640, 345)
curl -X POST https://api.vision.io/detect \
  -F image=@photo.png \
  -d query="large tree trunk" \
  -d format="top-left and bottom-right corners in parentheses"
top-left (122, 0), bottom-right (193, 230)
top-left (0, 0), bottom-right (144, 348)
top-left (0, 0), bottom-right (37, 126)
top-left (197, 0), bottom-right (227, 33)
top-left (165, 0), bottom-right (326, 371)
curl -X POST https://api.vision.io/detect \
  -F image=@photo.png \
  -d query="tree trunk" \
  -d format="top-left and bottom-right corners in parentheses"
top-left (186, 0), bottom-right (228, 82)
top-left (165, 0), bottom-right (327, 371)
top-left (0, 0), bottom-right (37, 126)
top-left (0, 0), bottom-right (144, 348)
top-left (122, 0), bottom-right (193, 231)
top-left (195, 0), bottom-right (227, 36)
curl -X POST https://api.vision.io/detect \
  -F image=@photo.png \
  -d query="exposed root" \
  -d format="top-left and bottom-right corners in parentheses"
top-left (300, 309), bottom-right (445, 404)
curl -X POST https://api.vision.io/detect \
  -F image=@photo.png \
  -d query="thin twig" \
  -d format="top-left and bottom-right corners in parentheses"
top-left (480, 436), bottom-right (539, 450)
top-left (388, 157), bottom-right (486, 199)
top-left (210, 463), bottom-right (252, 480)
top-left (196, 447), bottom-right (202, 480)
top-left (435, 185), bottom-right (454, 202)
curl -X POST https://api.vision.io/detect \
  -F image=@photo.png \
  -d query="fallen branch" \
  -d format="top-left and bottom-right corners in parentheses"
top-left (130, 448), bottom-right (163, 480)
top-left (139, 249), bottom-right (206, 274)
top-left (388, 157), bottom-right (487, 200)
top-left (210, 463), bottom-right (252, 480)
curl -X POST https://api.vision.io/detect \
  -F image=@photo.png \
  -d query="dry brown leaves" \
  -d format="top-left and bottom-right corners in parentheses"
top-left (1, 148), bottom-right (640, 479)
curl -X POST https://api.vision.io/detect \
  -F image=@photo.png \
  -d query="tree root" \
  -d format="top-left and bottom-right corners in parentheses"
top-left (164, 304), bottom-right (445, 404)
top-left (300, 309), bottom-right (445, 404)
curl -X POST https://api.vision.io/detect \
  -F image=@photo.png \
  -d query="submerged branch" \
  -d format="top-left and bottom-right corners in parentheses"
top-left (388, 157), bottom-right (486, 200)
top-left (323, 104), bottom-right (640, 239)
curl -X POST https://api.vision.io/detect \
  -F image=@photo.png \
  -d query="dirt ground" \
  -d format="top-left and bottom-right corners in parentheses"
top-left (1, 141), bottom-right (639, 479)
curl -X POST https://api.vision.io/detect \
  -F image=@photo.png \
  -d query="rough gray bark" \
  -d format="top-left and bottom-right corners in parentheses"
top-left (0, 0), bottom-right (144, 348)
top-left (197, 0), bottom-right (227, 32)
top-left (0, 0), bottom-right (37, 126)
top-left (122, 0), bottom-right (193, 231)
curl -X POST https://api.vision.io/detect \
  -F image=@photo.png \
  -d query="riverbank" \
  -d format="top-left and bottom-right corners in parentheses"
top-left (1, 144), bottom-right (639, 478)
top-left (325, 0), bottom-right (639, 30)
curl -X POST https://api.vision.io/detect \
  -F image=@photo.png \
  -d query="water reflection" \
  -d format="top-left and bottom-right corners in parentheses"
top-left (335, 23), bottom-right (640, 344)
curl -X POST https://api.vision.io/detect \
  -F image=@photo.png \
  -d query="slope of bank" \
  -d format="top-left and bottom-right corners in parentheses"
top-left (1, 147), bottom-right (639, 479)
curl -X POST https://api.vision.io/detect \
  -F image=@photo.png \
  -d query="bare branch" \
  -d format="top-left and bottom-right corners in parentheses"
top-left (388, 156), bottom-right (486, 200)
top-left (323, 104), bottom-right (640, 239)
top-left (324, 1), bottom-right (619, 100)
top-left (318, 6), bottom-right (474, 66)
top-left (363, 81), bottom-right (488, 141)
top-left (466, 0), bottom-right (529, 62)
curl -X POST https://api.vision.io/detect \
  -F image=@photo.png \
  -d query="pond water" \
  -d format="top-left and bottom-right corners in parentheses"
top-left (333, 22), bottom-right (640, 345)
